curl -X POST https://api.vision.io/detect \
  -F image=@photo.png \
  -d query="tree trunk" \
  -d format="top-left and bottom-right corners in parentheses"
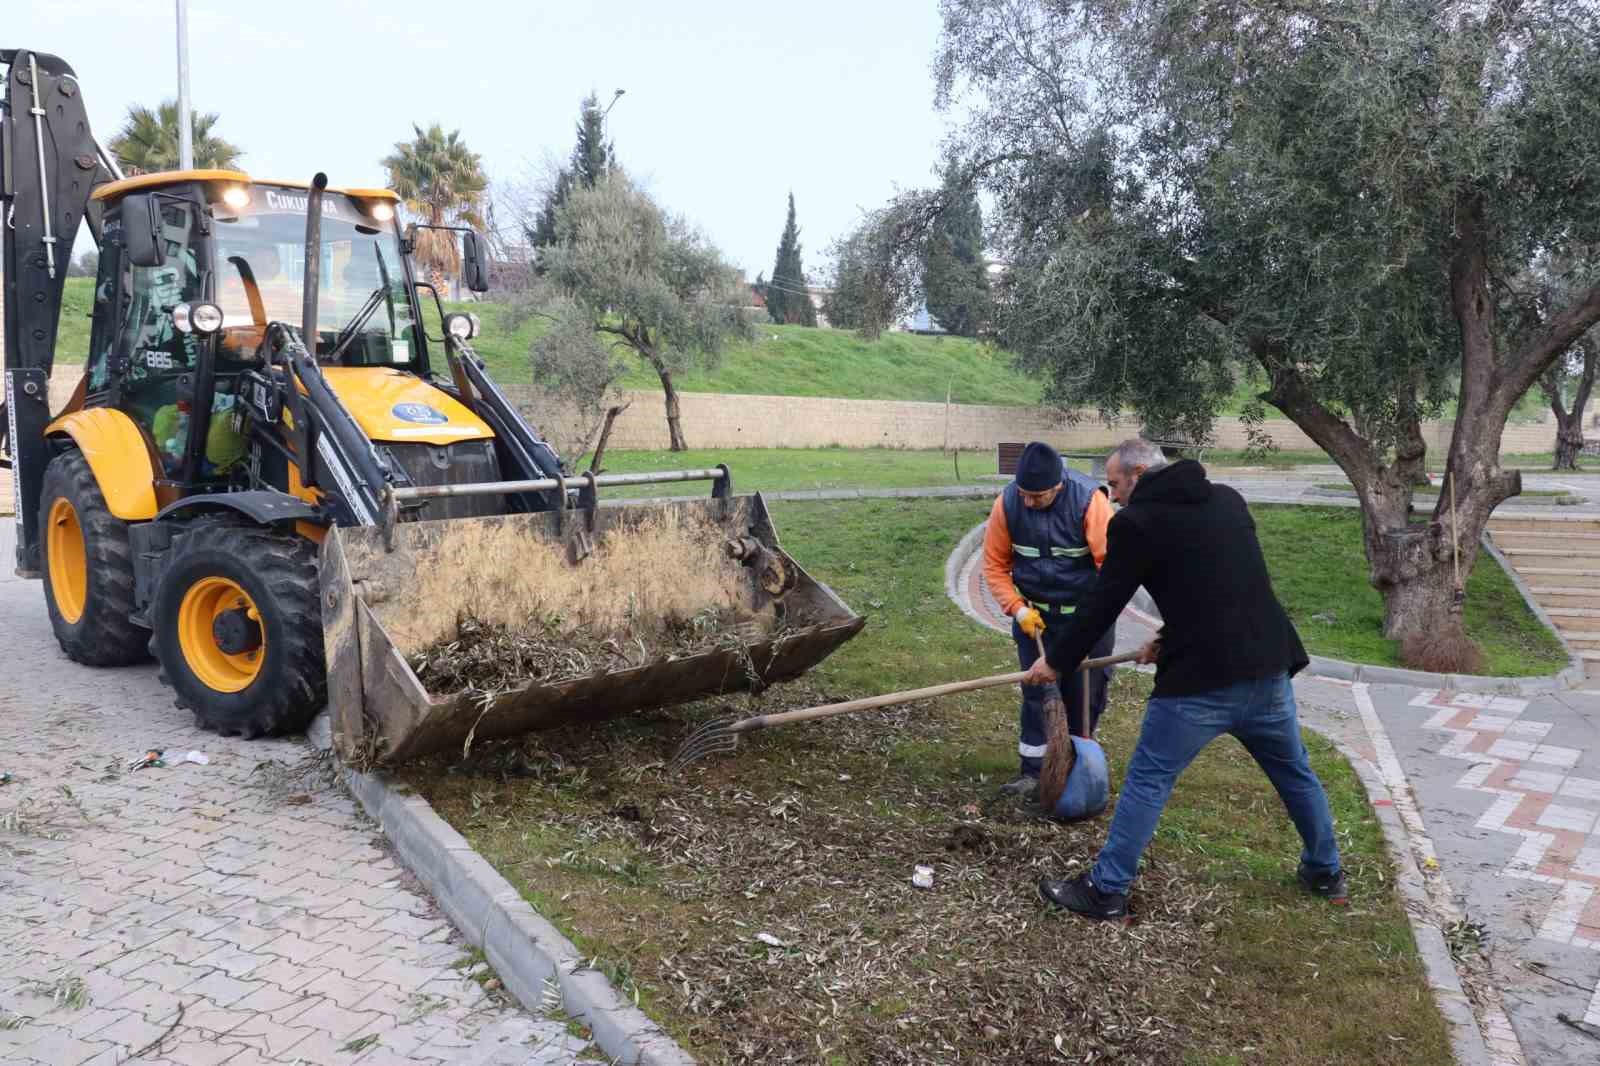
top-left (1546, 339), bottom-right (1597, 471)
top-left (589, 401), bottom-right (630, 474)
top-left (1554, 416), bottom-right (1584, 471)
top-left (662, 374), bottom-right (687, 452)
top-left (1362, 488), bottom-right (1489, 640)
top-left (1259, 348), bottom-right (1488, 646)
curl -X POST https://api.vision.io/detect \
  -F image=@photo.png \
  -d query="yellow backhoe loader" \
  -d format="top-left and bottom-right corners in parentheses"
top-left (1, 49), bottom-right (861, 764)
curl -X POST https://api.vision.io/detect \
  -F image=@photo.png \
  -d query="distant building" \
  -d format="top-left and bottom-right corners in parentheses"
top-left (806, 284), bottom-right (831, 329)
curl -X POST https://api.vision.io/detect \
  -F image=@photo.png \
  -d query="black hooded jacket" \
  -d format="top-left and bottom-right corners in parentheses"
top-left (1043, 460), bottom-right (1309, 697)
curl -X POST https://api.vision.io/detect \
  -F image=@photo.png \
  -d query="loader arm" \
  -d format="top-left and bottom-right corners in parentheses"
top-left (1, 48), bottom-right (123, 575)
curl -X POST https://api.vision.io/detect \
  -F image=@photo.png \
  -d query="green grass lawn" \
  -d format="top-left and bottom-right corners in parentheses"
top-left (1255, 504), bottom-right (1568, 676)
top-left (49, 274), bottom-right (95, 365)
top-left (577, 446), bottom-right (1327, 499)
top-left (1503, 452), bottom-right (1600, 471)
top-left (398, 496), bottom-right (1449, 1064)
top-left (586, 451), bottom-right (1564, 675)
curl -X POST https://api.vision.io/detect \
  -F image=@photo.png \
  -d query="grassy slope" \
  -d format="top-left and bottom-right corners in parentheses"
top-left (427, 295), bottom-right (1043, 405)
top-left (54, 280), bottom-right (1039, 406)
top-left (1255, 504), bottom-right (1568, 676)
top-left (398, 497), bottom-right (1450, 1065)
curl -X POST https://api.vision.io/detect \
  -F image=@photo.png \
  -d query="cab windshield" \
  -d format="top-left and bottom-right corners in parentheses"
top-left (210, 187), bottom-right (419, 366)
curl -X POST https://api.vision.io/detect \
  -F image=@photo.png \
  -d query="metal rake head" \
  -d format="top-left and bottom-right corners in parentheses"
top-left (668, 716), bottom-right (741, 776)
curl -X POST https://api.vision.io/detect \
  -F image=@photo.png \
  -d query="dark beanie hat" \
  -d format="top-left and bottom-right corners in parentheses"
top-left (1015, 441), bottom-right (1064, 491)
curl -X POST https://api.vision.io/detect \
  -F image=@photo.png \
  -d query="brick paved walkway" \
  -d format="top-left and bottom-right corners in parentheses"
top-left (0, 526), bottom-right (591, 1065)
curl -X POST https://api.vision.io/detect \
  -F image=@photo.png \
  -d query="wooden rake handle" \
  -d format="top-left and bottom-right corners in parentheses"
top-left (723, 647), bottom-right (1142, 737)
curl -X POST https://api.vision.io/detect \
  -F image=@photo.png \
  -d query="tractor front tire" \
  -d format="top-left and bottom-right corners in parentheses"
top-left (38, 449), bottom-right (150, 666)
top-left (152, 522), bottom-right (326, 737)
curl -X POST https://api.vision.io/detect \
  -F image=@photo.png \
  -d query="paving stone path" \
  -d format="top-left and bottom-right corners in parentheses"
top-left (0, 527), bottom-right (592, 1066)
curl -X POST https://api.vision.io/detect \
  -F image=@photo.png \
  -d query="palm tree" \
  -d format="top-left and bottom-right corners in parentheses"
top-left (381, 124), bottom-right (488, 295)
top-left (108, 101), bottom-right (242, 175)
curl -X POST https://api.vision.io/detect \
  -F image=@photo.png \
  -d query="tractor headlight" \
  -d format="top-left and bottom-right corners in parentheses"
top-left (443, 312), bottom-right (480, 341)
top-left (221, 185), bottom-right (251, 209)
top-left (369, 201), bottom-right (395, 222)
top-left (173, 301), bottom-right (225, 336)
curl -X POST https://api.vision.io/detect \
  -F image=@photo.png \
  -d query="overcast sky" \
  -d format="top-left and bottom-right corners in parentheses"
top-left (12, 0), bottom-right (954, 279)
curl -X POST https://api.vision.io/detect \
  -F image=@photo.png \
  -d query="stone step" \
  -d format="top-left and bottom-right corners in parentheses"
top-left (1543, 607), bottom-right (1600, 631)
top-left (1490, 530), bottom-right (1600, 550)
top-left (1496, 547), bottom-right (1600, 567)
top-left (1561, 631), bottom-right (1600, 650)
top-left (1516, 567), bottom-right (1600, 588)
top-left (1582, 651), bottom-right (1600, 679)
top-left (1487, 515), bottom-right (1600, 535)
top-left (1529, 587), bottom-right (1600, 610)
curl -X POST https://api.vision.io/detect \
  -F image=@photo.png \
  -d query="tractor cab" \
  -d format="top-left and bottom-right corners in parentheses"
top-left (81, 172), bottom-right (431, 494)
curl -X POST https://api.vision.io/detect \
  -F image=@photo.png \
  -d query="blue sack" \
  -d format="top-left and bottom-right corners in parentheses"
top-left (1050, 736), bottom-right (1110, 821)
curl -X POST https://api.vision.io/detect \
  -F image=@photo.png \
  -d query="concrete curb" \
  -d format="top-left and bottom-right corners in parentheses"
top-left (307, 714), bottom-right (696, 1066)
top-left (1299, 719), bottom-right (1493, 1066)
top-left (944, 520), bottom-right (999, 632)
top-left (942, 517), bottom-right (1584, 697)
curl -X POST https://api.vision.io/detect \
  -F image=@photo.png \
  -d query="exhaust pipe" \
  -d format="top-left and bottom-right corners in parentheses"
top-left (301, 172), bottom-right (328, 349)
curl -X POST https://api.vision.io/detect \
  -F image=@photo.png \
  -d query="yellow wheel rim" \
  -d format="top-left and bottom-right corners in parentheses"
top-left (178, 576), bottom-right (266, 693)
top-left (46, 497), bottom-right (88, 624)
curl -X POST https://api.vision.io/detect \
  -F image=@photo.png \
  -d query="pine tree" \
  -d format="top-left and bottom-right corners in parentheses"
top-left (531, 93), bottom-right (617, 271)
top-left (922, 172), bottom-right (989, 336)
top-left (571, 92), bottom-right (615, 189)
top-left (767, 193), bottom-right (816, 326)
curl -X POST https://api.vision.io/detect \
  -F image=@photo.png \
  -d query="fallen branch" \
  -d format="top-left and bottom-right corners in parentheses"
top-left (1557, 1012), bottom-right (1600, 1042)
top-left (131, 1001), bottom-right (184, 1059)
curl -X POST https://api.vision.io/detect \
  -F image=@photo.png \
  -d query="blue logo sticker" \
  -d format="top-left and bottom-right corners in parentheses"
top-left (392, 402), bottom-right (448, 425)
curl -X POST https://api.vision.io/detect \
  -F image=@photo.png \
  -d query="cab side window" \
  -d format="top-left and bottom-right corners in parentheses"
top-left (84, 236), bottom-right (124, 396)
top-left (115, 200), bottom-right (205, 473)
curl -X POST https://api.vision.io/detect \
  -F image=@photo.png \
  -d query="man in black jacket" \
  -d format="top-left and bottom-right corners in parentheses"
top-left (1022, 439), bottom-right (1345, 918)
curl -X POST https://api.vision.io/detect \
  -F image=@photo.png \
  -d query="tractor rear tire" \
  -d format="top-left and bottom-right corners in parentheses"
top-left (151, 521), bottom-right (326, 738)
top-left (38, 449), bottom-right (150, 666)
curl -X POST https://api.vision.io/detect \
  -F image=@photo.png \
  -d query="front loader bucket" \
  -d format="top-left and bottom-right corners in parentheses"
top-left (319, 493), bottom-right (863, 766)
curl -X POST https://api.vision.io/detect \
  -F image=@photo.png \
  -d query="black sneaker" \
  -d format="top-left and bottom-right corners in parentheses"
top-left (1039, 873), bottom-right (1129, 920)
top-left (1297, 862), bottom-right (1349, 905)
top-left (998, 774), bottom-right (1039, 799)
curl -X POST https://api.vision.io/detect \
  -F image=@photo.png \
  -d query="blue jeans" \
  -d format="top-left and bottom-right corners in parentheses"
top-left (1090, 673), bottom-right (1341, 895)
top-left (1012, 619), bottom-right (1115, 775)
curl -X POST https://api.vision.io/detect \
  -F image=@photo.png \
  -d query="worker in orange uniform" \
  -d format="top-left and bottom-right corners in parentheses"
top-left (983, 441), bottom-right (1117, 800)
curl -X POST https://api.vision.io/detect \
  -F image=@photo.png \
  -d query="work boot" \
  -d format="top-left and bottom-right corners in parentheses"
top-left (1039, 873), bottom-right (1128, 920)
top-left (1297, 862), bottom-right (1349, 905)
top-left (998, 774), bottom-right (1038, 799)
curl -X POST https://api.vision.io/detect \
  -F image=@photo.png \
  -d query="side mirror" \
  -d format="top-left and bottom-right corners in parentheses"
top-left (121, 194), bottom-right (166, 268)
top-left (461, 230), bottom-right (490, 293)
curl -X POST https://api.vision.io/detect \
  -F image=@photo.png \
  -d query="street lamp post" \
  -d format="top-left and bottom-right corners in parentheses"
top-left (176, 0), bottom-right (193, 170)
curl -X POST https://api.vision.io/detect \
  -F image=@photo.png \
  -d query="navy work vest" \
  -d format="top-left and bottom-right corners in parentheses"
top-left (1002, 463), bottom-right (1101, 608)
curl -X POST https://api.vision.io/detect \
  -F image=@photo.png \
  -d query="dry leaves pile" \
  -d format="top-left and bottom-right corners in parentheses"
top-left (415, 681), bottom-right (1230, 1064)
top-left (408, 607), bottom-right (799, 697)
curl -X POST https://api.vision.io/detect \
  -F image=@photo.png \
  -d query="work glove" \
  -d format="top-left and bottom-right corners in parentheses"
top-left (1015, 606), bottom-right (1046, 639)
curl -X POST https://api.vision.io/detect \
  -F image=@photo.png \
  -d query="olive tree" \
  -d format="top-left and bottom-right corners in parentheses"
top-left (512, 294), bottom-right (633, 470)
top-left (542, 173), bottom-right (752, 450)
top-left (866, 0), bottom-right (1600, 657)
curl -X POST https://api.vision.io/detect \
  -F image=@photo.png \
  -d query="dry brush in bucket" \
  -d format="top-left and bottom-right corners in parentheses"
top-left (321, 495), bottom-right (864, 766)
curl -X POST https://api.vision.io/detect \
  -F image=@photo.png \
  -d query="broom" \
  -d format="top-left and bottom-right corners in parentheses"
top-left (1038, 635), bottom-right (1092, 811)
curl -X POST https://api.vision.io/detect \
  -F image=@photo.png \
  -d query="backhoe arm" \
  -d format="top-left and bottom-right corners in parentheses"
top-left (2, 48), bottom-right (120, 574)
